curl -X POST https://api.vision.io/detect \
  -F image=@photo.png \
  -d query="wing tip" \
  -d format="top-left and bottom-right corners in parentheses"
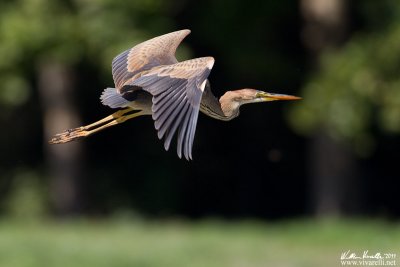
top-left (179, 29), bottom-right (191, 36)
top-left (168, 29), bottom-right (191, 41)
top-left (205, 57), bottom-right (215, 69)
top-left (172, 29), bottom-right (191, 44)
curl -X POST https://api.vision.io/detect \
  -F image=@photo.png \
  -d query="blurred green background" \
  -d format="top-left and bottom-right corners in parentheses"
top-left (0, 0), bottom-right (400, 266)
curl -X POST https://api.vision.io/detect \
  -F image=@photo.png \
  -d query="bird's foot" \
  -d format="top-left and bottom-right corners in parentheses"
top-left (49, 109), bottom-right (145, 145)
top-left (49, 127), bottom-right (88, 144)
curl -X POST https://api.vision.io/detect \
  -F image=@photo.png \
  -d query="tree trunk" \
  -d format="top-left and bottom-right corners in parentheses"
top-left (38, 60), bottom-right (84, 216)
top-left (301, 0), bottom-right (360, 216)
top-left (309, 131), bottom-right (359, 216)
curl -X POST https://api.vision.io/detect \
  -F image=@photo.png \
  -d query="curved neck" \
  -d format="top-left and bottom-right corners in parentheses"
top-left (199, 82), bottom-right (238, 121)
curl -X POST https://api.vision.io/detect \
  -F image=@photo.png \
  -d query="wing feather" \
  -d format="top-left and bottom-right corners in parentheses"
top-left (124, 57), bottom-right (214, 160)
top-left (157, 90), bottom-right (187, 137)
top-left (164, 102), bottom-right (189, 151)
top-left (154, 82), bottom-right (187, 122)
top-left (177, 107), bottom-right (193, 159)
top-left (112, 30), bottom-right (191, 90)
top-left (153, 80), bottom-right (186, 110)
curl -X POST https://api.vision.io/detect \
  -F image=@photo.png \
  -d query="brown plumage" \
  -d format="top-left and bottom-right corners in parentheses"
top-left (50, 29), bottom-right (301, 160)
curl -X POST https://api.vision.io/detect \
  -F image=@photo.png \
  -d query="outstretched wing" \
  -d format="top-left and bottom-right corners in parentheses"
top-left (122, 57), bottom-right (215, 160)
top-left (111, 29), bottom-right (191, 90)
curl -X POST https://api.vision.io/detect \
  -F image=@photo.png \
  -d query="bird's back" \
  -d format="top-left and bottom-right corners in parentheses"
top-left (112, 30), bottom-right (191, 90)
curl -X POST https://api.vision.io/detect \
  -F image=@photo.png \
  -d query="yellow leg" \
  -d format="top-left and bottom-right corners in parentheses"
top-left (49, 109), bottom-right (144, 144)
top-left (74, 107), bottom-right (134, 132)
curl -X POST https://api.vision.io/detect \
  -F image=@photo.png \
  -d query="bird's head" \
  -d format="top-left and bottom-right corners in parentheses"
top-left (220, 88), bottom-right (301, 119)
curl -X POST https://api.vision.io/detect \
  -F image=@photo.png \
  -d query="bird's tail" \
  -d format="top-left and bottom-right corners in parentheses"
top-left (100, 87), bottom-right (130, 108)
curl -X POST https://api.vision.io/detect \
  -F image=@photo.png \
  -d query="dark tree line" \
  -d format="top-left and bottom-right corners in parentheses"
top-left (0, 0), bottom-right (399, 219)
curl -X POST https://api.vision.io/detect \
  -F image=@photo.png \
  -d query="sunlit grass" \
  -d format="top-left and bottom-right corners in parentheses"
top-left (0, 218), bottom-right (399, 267)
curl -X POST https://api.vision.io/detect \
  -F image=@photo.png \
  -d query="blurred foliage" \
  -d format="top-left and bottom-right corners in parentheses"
top-left (0, 0), bottom-right (189, 216)
top-left (0, 0), bottom-right (180, 108)
top-left (0, 218), bottom-right (399, 267)
top-left (0, 0), bottom-right (399, 219)
top-left (5, 168), bottom-right (48, 220)
top-left (289, 1), bottom-right (400, 156)
top-left (0, 0), bottom-right (306, 218)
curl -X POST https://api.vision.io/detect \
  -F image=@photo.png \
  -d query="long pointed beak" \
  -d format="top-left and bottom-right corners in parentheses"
top-left (256, 91), bottom-right (302, 101)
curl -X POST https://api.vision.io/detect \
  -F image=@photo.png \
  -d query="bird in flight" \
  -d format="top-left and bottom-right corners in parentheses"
top-left (50, 29), bottom-right (300, 160)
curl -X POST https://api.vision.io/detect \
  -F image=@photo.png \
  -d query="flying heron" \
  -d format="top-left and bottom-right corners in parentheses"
top-left (50, 29), bottom-right (301, 160)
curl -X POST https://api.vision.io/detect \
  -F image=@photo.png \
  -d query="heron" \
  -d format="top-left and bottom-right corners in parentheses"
top-left (50, 29), bottom-right (301, 160)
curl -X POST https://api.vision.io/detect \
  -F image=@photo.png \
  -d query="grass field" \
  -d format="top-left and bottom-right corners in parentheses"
top-left (0, 218), bottom-right (399, 267)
